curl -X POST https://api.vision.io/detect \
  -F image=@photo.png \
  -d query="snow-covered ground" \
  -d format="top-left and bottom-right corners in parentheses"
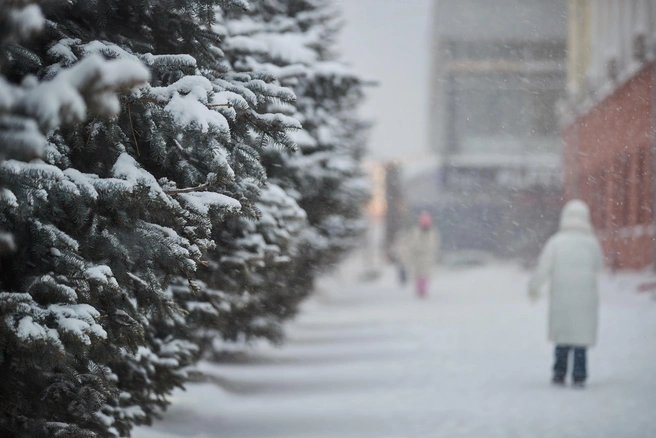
top-left (134, 263), bottom-right (656, 438)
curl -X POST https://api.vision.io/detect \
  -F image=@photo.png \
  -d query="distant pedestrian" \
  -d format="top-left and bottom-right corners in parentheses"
top-left (391, 229), bottom-right (408, 286)
top-left (402, 212), bottom-right (440, 298)
top-left (528, 200), bottom-right (604, 387)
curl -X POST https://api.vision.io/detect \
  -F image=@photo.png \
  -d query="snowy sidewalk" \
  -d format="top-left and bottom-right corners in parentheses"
top-left (134, 264), bottom-right (656, 438)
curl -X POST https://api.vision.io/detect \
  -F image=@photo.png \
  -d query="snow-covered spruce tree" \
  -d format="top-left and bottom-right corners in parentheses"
top-left (0, 1), bottom-right (44, 255)
top-left (0, 2), bottom-right (163, 437)
top-left (174, 0), bottom-right (369, 351)
top-left (269, 0), bottom-right (369, 264)
top-left (164, 5), bottom-right (309, 351)
top-left (199, 0), bottom-right (369, 343)
top-left (1, 0), bottom-right (301, 435)
top-left (174, 182), bottom-right (307, 351)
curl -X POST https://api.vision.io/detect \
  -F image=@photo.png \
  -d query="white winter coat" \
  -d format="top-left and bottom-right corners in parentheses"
top-left (398, 227), bottom-right (440, 278)
top-left (529, 200), bottom-right (604, 347)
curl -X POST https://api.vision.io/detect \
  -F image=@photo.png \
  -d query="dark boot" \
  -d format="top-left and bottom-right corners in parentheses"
top-left (551, 375), bottom-right (565, 386)
top-left (571, 379), bottom-right (585, 388)
top-left (553, 345), bottom-right (570, 384)
top-left (572, 347), bottom-right (587, 386)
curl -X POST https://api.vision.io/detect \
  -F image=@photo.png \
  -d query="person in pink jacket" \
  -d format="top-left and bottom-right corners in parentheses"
top-left (399, 212), bottom-right (440, 298)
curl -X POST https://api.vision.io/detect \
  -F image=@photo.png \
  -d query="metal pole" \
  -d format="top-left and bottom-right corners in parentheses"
top-left (571, 115), bottom-right (580, 200)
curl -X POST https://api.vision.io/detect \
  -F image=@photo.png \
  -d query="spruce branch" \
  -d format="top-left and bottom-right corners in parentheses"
top-left (127, 103), bottom-right (140, 156)
top-left (86, 118), bottom-right (96, 145)
top-left (163, 181), bottom-right (218, 195)
top-left (173, 139), bottom-right (184, 151)
top-left (137, 98), bottom-right (232, 108)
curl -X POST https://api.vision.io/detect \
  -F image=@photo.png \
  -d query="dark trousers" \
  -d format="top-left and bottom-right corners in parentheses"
top-left (553, 345), bottom-right (587, 382)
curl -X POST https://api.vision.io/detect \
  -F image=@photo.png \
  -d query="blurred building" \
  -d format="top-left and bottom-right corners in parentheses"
top-left (362, 160), bottom-right (410, 262)
top-left (362, 160), bottom-right (387, 221)
top-left (401, 152), bottom-right (441, 214)
top-left (383, 162), bottom-right (405, 258)
top-left (429, 0), bottom-right (567, 259)
top-left (563, 0), bottom-right (656, 270)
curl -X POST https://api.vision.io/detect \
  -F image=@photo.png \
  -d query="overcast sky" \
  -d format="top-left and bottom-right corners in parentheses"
top-left (335, 0), bottom-right (434, 161)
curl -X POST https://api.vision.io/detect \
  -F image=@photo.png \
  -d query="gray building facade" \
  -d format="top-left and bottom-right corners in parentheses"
top-left (428, 0), bottom-right (567, 258)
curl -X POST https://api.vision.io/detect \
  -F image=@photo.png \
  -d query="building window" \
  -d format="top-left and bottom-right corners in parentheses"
top-left (612, 154), bottom-right (628, 229)
top-left (598, 166), bottom-right (608, 230)
top-left (531, 89), bottom-right (560, 136)
top-left (635, 149), bottom-right (644, 225)
top-left (585, 173), bottom-right (597, 224)
top-left (448, 41), bottom-right (526, 61)
top-left (621, 155), bottom-right (632, 228)
top-left (455, 84), bottom-right (562, 143)
top-left (455, 86), bottom-right (529, 140)
top-left (528, 41), bottom-right (566, 61)
top-left (638, 146), bottom-right (652, 225)
top-left (588, 0), bottom-right (651, 92)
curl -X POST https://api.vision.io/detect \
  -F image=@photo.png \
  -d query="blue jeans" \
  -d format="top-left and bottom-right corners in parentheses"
top-left (553, 345), bottom-right (587, 382)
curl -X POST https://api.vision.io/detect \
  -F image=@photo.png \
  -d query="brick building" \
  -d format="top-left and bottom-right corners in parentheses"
top-left (563, 0), bottom-right (656, 269)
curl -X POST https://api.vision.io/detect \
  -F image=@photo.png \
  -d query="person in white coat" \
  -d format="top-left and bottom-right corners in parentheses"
top-left (529, 199), bottom-right (604, 387)
top-left (401, 212), bottom-right (440, 298)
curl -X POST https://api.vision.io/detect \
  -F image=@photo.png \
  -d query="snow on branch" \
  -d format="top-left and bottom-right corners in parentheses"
top-left (1, 4), bottom-right (44, 43)
top-left (179, 191), bottom-right (241, 215)
top-left (15, 55), bottom-right (150, 133)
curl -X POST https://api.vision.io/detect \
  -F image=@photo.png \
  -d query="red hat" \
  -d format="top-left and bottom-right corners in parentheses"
top-left (419, 212), bottom-right (432, 228)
